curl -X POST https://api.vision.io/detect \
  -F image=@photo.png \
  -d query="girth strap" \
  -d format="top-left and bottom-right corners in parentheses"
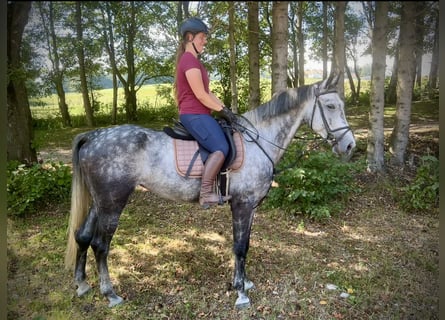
top-left (185, 150), bottom-right (201, 179)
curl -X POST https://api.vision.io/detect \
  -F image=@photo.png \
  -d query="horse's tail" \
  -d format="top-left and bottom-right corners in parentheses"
top-left (65, 133), bottom-right (91, 271)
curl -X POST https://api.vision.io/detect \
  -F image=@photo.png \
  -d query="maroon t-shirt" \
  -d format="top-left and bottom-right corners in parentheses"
top-left (177, 52), bottom-right (211, 115)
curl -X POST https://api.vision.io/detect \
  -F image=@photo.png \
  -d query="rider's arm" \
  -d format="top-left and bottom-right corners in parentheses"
top-left (185, 68), bottom-right (224, 112)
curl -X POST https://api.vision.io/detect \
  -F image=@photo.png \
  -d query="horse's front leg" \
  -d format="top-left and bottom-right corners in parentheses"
top-left (231, 200), bottom-right (255, 309)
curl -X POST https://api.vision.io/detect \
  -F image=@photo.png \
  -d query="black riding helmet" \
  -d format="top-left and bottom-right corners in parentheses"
top-left (180, 17), bottom-right (209, 38)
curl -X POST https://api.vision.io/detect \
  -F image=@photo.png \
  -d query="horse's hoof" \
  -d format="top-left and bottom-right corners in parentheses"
top-left (108, 295), bottom-right (124, 307)
top-left (76, 283), bottom-right (92, 297)
top-left (244, 280), bottom-right (255, 291)
top-left (235, 295), bottom-right (251, 309)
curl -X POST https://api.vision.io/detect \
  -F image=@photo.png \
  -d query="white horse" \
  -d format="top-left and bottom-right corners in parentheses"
top-left (65, 73), bottom-right (355, 309)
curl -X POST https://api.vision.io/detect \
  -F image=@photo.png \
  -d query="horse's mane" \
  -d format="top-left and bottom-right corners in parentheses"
top-left (243, 84), bottom-right (313, 123)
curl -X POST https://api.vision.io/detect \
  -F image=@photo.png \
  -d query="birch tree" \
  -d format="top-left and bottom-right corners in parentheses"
top-left (427, 5), bottom-right (438, 90)
top-left (390, 2), bottom-right (417, 166)
top-left (247, 1), bottom-right (260, 110)
top-left (332, 1), bottom-right (346, 100)
top-left (367, 2), bottom-right (388, 172)
top-left (296, 2), bottom-right (305, 87)
top-left (414, 2), bottom-right (425, 89)
top-left (271, 1), bottom-right (288, 94)
top-left (322, 2), bottom-right (329, 79)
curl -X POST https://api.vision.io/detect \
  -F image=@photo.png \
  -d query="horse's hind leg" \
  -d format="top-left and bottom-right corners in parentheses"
top-left (91, 205), bottom-right (127, 307)
top-left (74, 206), bottom-right (98, 297)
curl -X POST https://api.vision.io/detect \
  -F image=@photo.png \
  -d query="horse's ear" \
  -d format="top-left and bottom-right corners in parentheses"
top-left (328, 72), bottom-right (340, 87)
top-left (319, 72), bottom-right (340, 92)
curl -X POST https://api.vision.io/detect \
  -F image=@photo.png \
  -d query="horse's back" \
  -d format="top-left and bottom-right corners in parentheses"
top-left (75, 124), bottom-right (200, 202)
top-left (75, 125), bottom-right (159, 183)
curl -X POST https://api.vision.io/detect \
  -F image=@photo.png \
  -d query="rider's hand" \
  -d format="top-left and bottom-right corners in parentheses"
top-left (219, 106), bottom-right (237, 123)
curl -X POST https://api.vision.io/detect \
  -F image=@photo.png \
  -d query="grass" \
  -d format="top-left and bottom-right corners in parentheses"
top-left (8, 83), bottom-right (439, 319)
top-left (7, 182), bottom-right (439, 319)
top-left (30, 84), bottom-right (172, 119)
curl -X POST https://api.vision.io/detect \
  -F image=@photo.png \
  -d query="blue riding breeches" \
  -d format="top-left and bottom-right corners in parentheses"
top-left (179, 114), bottom-right (229, 158)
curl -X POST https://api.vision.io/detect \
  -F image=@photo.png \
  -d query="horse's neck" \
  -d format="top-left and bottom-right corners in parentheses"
top-left (244, 101), bottom-right (310, 164)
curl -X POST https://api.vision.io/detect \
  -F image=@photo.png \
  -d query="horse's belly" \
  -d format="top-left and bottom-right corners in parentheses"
top-left (137, 142), bottom-right (201, 202)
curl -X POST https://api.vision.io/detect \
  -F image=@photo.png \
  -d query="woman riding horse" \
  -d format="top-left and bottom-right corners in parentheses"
top-left (173, 17), bottom-right (237, 208)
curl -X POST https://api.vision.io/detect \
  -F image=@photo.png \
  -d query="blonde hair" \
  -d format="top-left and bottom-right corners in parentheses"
top-left (173, 38), bottom-right (188, 105)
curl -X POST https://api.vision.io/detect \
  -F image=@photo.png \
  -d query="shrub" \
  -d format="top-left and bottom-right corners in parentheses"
top-left (401, 155), bottom-right (439, 212)
top-left (137, 103), bottom-right (178, 124)
top-left (263, 142), bottom-right (364, 220)
top-left (7, 161), bottom-right (72, 216)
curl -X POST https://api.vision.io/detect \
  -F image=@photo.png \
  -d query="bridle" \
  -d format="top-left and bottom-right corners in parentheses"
top-left (310, 88), bottom-right (352, 147)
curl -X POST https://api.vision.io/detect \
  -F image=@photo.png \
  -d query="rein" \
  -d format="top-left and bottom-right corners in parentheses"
top-left (232, 115), bottom-right (282, 173)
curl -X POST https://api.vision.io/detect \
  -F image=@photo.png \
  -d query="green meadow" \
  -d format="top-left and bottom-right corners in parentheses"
top-left (30, 83), bottom-right (174, 119)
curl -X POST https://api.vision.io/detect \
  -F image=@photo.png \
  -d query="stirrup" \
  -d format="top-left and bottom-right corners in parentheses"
top-left (200, 194), bottom-right (231, 209)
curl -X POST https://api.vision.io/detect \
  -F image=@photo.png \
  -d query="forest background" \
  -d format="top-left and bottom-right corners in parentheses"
top-left (7, 1), bottom-right (439, 170)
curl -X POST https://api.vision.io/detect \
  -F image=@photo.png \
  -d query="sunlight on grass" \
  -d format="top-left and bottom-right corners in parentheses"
top-left (300, 229), bottom-right (326, 237)
top-left (30, 83), bottom-right (172, 118)
top-left (185, 229), bottom-right (227, 243)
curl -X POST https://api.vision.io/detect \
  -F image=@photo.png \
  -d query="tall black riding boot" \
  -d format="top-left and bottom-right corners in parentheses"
top-left (199, 151), bottom-right (232, 209)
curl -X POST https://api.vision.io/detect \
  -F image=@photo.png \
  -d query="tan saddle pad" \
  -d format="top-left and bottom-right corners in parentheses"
top-left (173, 131), bottom-right (244, 178)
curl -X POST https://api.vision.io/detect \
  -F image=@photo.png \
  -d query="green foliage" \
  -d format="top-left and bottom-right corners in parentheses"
top-left (263, 142), bottom-right (364, 220)
top-left (7, 161), bottom-right (72, 216)
top-left (137, 102), bottom-right (178, 124)
top-left (357, 90), bottom-right (370, 106)
top-left (400, 155), bottom-right (439, 212)
top-left (32, 101), bottom-right (179, 130)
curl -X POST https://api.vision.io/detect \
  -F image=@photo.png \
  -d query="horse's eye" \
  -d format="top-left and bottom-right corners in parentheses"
top-left (327, 105), bottom-right (336, 110)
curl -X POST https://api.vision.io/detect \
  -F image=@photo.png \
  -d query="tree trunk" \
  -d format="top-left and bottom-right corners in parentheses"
top-left (390, 2), bottom-right (417, 166)
top-left (414, 2), bottom-right (425, 89)
top-left (289, 3), bottom-right (298, 88)
top-left (297, 2), bottom-right (305, 86)
top-left (7, 1), bottom-right (37, 164)
top-left (75, 1), bottom-right (94, 127)
top-left (345, 64), bottom-right (356, 101)
top-left (247, 2), bottom-right (260, 110)
top-left (333, 1), bottom-right (346, 100)
top-left (101, 2), bottom-right (120, 124)
top-left (322, 2), bottom-right (328, 79)
top-left (386, 39), bottom-right (399, 104)
top-left (125, 2), bottom-right (138, 122)
top-left (182, 1), bottom-right (189, 19)
top-left (41, 2), bottom-right (72, 127)
top-left (112, 73), bottom-right (118, 125)
top-left (228, 2), bottom-right (238, 113)
top-left (271, 1), bottom-right (288, 94)
top-left (353, 56), bottom-right (361, 101)
top-left (428, 8), bottom-right (438, 90)
top-left (125, 86), bottom-right (137, 122)
top-left (367, 1), bottom-right (388, 173)
top-left (102, 1), bottom-right (137, 122)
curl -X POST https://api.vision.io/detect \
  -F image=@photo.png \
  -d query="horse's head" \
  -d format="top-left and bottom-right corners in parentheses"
top-left (307, 73), bottom-right (356, 158)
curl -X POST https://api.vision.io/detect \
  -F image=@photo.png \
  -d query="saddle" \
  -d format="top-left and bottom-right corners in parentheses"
top-left (163, 119), bottom-right (244, 178)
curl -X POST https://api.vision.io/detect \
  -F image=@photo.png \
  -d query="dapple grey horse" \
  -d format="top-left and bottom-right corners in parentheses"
top-left (65, 73), bottom-right (355, 309)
